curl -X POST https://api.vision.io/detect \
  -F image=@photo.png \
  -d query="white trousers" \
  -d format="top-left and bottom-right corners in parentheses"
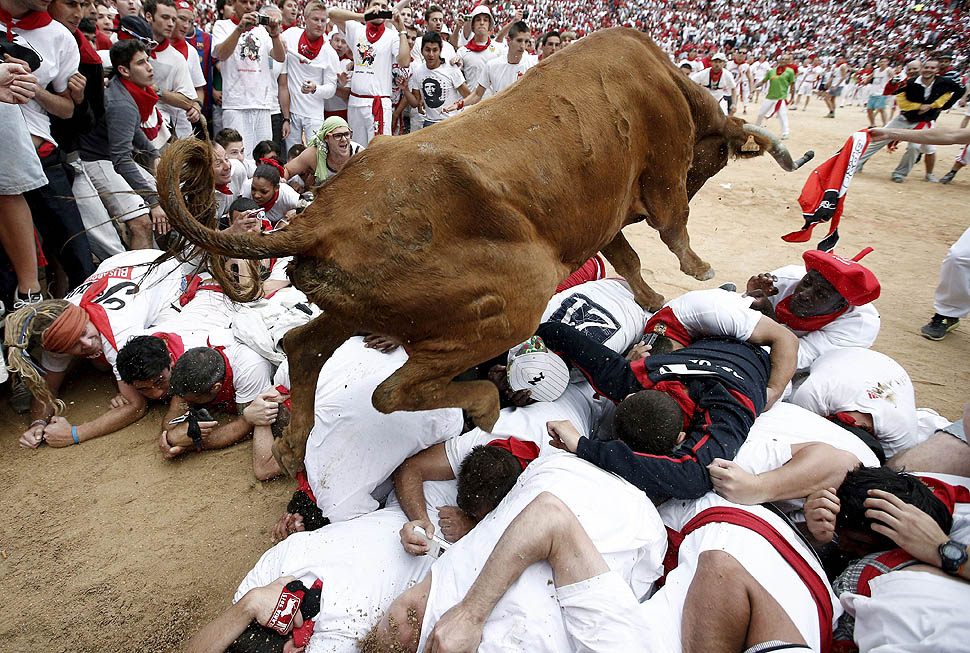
top-left (934, 225), bottom-right (970, 318)
top-left (756, 98), bottom-right (789, 137)
top-left (286, 112), bottom-right (324, 152)
top-left (68, 158), bottom-right (127, 260)
top-left (348, 98), bottom-right (391, 146)
top-left (222, 108), bottom-right (273, 163)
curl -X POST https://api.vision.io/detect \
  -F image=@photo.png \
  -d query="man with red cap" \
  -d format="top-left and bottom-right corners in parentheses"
top-left (746, 247), bottom-right (881, 370)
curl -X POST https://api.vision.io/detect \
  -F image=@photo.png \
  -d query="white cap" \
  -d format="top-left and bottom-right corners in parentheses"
top-left (507, 337), bottom-right (570, 402)
top-left (470, 4), bottom-right (492, 20)
top-left (711, 52), bottom-right (727, 61)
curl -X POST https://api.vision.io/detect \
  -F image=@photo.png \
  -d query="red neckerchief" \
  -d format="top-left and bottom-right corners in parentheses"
top-left (95, 28), bottom-right (112, 50)
top-left (297, 29), bottom-right (324, 59)
top-left (74, 28), bottom-right (102, 65)
top-left (171, 37), bottom-right (189, 58)
top-left (215, 182), bottom-right (232, 195)
top-left (486, 437), bottom-right (539, 470)
top-left (710, 69), bottom-right (723, 84)
top-left (259, 188), bottom-right (279, 211)
top-left (774, 294), bottom-right (848, 332)
top-left (78, 276), bottom-right (119, 351)
top-left (151, 331), bottom-right (186, 365)
top-left (275, 384), bottom-right (291, 410)
top-left (643, 306), bottom-right (692, 347)
top-left (0, 8), bottom-right (53, 41)
top-left (179, 274), bottom-right (223, 306)
top-left (230, 14), bottom-right (241, 25)
top-left (464, 37), bottom-right (490, 52)
top-left (151, 38), bottom-right (169, 58)
top-left (282, 20), bottom-right (296, 30)
top-left (365, 21), bottom-right (385, 43)
top-left (120, 78), bottom-right (163, 140)
top-left (661, 506), bottom-right (833, 653)
top-left (207, 340), bottom-right (236, 412)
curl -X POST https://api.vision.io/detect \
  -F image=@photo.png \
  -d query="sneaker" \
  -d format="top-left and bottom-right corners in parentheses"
top-left (719, 282), bottom-right (738, 292)
top-left (921, 314), bottom-right (960, 340)
top-left (891, 175), bottom-right (905, 183)
top-left (826, 111), bottom-right (835, 118)
top-left (941, 170), bottom-right (957, 184)
top-left (925, 173), bottom-right (939, 183)
top-left (12, 290), bottom-right (43, 311)
top-left (781, 133), bottom-right (790, 140)
top-left (790, 106), bottom-right (798, 111)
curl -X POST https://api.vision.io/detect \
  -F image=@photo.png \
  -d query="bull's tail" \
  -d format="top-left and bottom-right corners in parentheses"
top-left (157, 138), bottom-right (300, 261)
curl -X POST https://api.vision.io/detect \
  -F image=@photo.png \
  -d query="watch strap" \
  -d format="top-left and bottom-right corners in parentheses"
top-left (938, 540), bottom-right (969, 575)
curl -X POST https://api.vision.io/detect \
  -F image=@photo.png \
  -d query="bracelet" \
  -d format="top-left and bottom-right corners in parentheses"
top-left (30, 419), bottom-right (47, 428)
top-left (282, 117), bottom-right (290, 123)
top-left (71, 425), bottom-right (80, 445)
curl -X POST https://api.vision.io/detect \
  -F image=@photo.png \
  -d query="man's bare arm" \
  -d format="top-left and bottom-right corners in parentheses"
top-left (392, 443), bottom-right (455, 523)
top-left (327, 7), bottom-right (363, 30)
top-left (869, 126), bottom-right (970, 145)
top-left (746, 315), bottom-right (798, 408)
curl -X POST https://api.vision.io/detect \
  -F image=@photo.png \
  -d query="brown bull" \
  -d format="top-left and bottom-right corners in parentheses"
top-left (157, 27), bottom-right (809, 476)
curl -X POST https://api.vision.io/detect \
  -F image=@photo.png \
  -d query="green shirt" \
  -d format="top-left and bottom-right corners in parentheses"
top-left (764, 68), bottom-right (796, 100)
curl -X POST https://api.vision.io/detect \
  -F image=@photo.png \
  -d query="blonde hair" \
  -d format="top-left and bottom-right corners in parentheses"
top-left (304, 0), bottom-right (326, 15)
top-left (4, 300), bottom-right (74, 415)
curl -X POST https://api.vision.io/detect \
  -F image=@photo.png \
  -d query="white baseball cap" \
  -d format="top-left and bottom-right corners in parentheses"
top-left (470, 4), bottom-right (492, 20)
top-left (507, 336), bottom-right (570, 402)
top-left (711, 52), bottom-right (727, 61)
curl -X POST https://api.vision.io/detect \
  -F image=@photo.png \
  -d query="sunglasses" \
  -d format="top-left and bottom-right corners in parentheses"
top-left (120, 26), bottom-right (159, 49)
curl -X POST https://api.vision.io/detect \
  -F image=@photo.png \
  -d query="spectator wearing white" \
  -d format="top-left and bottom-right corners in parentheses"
top-left (725, 48), bottom-right (752, 114)
top-left (170, 0), bottom-right (207, 138)
top-left (212, 141), bottom-right (248, 219)
top-left (866, 56), bottom-right (893, 128)
top-left (411, 4), bottom-right (456, 65)
top-left (455, 4), bottom-right (507, 94)
top-left (402, 32), bottom-right (471, 127)
top-left (328, 0), bottom-right (409, 145)
top-left (794, 55), bottom-right (823, 111)
top-left (281, 0), bottom-right (339, 151)
top-left (211, 0), bottom-right (285, 164)
top-left (690, 52), bottom-right (736, 115)
top-left (143, 0), bottom-right (201, 137)
top-left (442, 20), bottom-right (534, 111)
top-left (324, 28), bottom-right (352, 121)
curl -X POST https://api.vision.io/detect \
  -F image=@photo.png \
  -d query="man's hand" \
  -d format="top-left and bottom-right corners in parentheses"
top-left (109, 393), bottom-right (131, 409)
top-left (19, 421), bottom-right (46, 449)
top-left (301, 80), bottom-right (316, 94)
top-left (272, 511), bottom-right (306, 542)
top-left (392, 9), bottom-right (405, 31)
top-left (186, 103), bottom-right (202, 123)
top-left (0, 63), bottom-right (37, 104)
top-left (744, 272), bottom-right (778, 297)
top-left (244, 390), bottom-right (281, 426)
top-left (400, 518), bottom-right (435, 555)
top-left (242, 576), bottom-right (304, 632)
top-left (337, 70), bottom-right (351, 85)
top-left (163, 419), bottom-right (218, 450)
top-left (805, 487), bottom-right (839, 544)
top-left (159, 429), bottom-right (186, 459)
top-left (449, 55), bottom-right (462, 67)
top-left (281, 119), bottom-right (290, 140)
top-left (266, 15), bottom-right (283, 38)
top-left (423, 601), bottom-right (486, 653)
top-left (212, 89), bottom-right (223, 105)
top-left (67, 72), bottom-right (86, 104)
top-left (437, 505), bottom-right (476, 542)
top-left (868, 127), bottom-right (889, 141)
top-left (865, 488), bottom-right (949, 565)
top-left (442, 100), bottom-right (461, 113)
top-left (363, 333), bottom-right (401, 353)
top-left (547, 419), bottom-right (581, 453)
top-left (918, 103), bottom-right (932, 114)
top-left (625, 341), bottom-right (652, 361)
top-left (238, 11), bottom-right (259, 31)
top-left (708, 458), bottom-right (765, 504)
top-left (227, 209), bottom-right (261, 233)
top-left (150, 205), bottom-right (170, 235)
top-left (42, 416), bottom-right (77, 447)
top-left (486, 364), bottom-right (531, 406)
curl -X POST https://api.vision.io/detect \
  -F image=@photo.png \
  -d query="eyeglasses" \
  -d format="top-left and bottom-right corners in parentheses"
top-left (329, 131), bottom-right (352, 141)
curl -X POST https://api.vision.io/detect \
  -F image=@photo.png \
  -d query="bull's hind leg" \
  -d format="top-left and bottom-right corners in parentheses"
top-left (371, 344), bottom-right (505, 432)
top-left (601, 231), bottom-right (665, 311)
top-left (272, 314), bottom-right (355, 476)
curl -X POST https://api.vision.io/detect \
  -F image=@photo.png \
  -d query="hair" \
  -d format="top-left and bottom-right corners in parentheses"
top-left (229, 197), bottom-right (259, 214)
top-left (303, 0), bottom-right (325, 15)
top-left (252, 162), bottom-right (281, 186)
top-left (649, 335), bottom-right (677, 356)
top-left (424, 4), bottom-right (443, 21)
top-left (170, 347), bottom-right (227, 397)
top-left (836, 466), bottom-right (952, 551)
top-left (421, 30), bottom-right (442, 50)
top-left (287, 143), bottom-right (305, 161)
top-left (3, 300), bottom-right (75, 414)
top-left (225, 620), bottom-right (289, 653)
top-left (117, 336), bottom-right (172, 384)
top-left (110, 39), bottom-right (149, 77)
top-left (613, 389), bottom-right (685, 456)
top-left (508, 21), bottom-right (529, 39)
top-left (456, 445), bottom-right (523, 518)
top-left (214, 127), bottom-right (244, 148)
top-left (78, 17), bottom-right (97, 34)
top-left (252, 140), bottom-right (278, 162)
top-left (540, 30), bottom-right (560, 46)
top-left (143, 0), bottom-right (176, 17)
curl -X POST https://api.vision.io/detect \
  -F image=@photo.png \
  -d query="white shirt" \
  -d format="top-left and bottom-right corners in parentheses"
top-left (542, 278), bottom-right (646, 355)
top-left (691, 67), bottom-right (736, 102)
top-left (12, 20), bottom-right (79, 146)
top-left (281, 27), bottom-right (340, 118)
top-left (870, 66), bottom-right (892, 93)
top-left (408, 60), bottom-right (465, 123)
top-left (210, 329), bottom-right (273, 405)
top-left (214, 158), bottom-right (249, 219)
top-left (456, 39), bottom-right (507, 92)
top-left (212, 19), bottom-right (280, 110)
top-left (726, 59), bottom-right (750, 86)
top-left (482, 54), bottom-right (535, 96)
top-left (275, 338), bottom-right (464, 522)
top-left (341, 20), bottom-right (401, 101)
top-left (792, 347), bottom-right (920, 458)
top-left (41, 249), bottom-right (186, 379)
top-left (152, 43), bottom-right (197, 129)
top-left (768, 264), bottom-right (881, 369)
top-left (242, 178), bottom-right (301, 224)
top-left (182, 41), bottom-right (206, 89)
top-left (661, 288), bottom-right (762, 342)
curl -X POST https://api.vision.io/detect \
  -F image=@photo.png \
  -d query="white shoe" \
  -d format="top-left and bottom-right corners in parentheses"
top-left (925, 173), bottom-right (939, 182)
top-left (781, 133), bottom-right (790, 140)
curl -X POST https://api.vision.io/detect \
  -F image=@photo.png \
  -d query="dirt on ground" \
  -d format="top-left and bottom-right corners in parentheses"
top-left (0, 103), bottom-right (967, 652)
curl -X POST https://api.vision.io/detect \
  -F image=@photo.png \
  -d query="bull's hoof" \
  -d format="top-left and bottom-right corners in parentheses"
top-left (692, 266), bottom-right (715, 282)
top-left (272, 438), bottom-right (305, 478)
top-left (471, 406), bottom-right (500, 433)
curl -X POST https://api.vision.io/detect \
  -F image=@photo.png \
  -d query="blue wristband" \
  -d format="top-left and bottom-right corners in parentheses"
top-left (71, 425), bottom-right (80, 445)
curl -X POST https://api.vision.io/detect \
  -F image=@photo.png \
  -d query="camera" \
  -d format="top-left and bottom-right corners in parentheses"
top-left (521, 8), bottom-right (530, 19)
top-left (257, 14), bottom-right (270, 25)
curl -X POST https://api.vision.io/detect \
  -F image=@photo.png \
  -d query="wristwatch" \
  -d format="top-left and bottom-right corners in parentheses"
top-left (938, 540), bottom-right (968, 575)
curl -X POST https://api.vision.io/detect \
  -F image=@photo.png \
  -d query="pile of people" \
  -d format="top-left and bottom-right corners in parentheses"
top-left (2, 0), bottom-right (969, 650)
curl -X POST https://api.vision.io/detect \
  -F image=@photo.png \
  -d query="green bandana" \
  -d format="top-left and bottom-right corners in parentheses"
top-left (308, 116), bottom-right (351, 181)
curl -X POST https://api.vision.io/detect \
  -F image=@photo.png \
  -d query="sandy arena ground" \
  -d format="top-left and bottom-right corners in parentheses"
top-left (0, 102), bottom-right (968, 652)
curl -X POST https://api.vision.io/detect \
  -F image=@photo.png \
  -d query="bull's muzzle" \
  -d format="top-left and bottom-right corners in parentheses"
top-left (742, 124), bottom-right (814, 172)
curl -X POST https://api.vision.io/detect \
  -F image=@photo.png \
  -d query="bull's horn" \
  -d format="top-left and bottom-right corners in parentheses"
top-left (741, 124), bottom-right (814, 171)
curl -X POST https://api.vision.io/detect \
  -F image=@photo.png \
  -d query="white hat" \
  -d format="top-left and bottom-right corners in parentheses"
top-left (711, 52), bottom-right (727, 61)
top-left (507, 336), bottom-right (570, 402)
top-left (470, 4), bottom-right (492, 20)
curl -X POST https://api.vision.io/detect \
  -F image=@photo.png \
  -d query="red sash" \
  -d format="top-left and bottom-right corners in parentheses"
top-left (663, 506), bottom-right (834, 652)
top-left (350, 91), bottom-right (388, 135)
top-left (207, 340), bottom-right (236, 412)
top-left (774, 295), bottom-right (848, 332)
top-left (643, 306), bottom-right (692, 347)
top-left (764, 98), bottom-right (787, 119)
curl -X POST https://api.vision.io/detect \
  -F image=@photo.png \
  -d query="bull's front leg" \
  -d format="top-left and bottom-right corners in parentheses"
top-left (273, 313), bottom-right (354, 476)
top-left (658, 219), bottom-right (714, 282)
top-left (601, 231), bottom-right (665, 311)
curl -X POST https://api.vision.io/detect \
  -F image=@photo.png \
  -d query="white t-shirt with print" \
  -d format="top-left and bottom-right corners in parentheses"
top-left (542, 278), bottom-right (646, 355)
top-left (457, 39), bottom-right (507, 93)
top-left (408, 60), bottom-right (465, 123)
top-left (12, 21), bottom-right (80, 145)
top-left (281, 27), bottom-right (340, 119)
top-left (341, 20), bottom-right (400, 103)
top-left (212, 19), bottom-right (279, 110)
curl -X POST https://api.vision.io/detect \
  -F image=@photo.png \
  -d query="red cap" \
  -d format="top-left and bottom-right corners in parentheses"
top-left (802, 247), bottom-right (880, 306)
top-left (174, 0), bottom-right (193, 10)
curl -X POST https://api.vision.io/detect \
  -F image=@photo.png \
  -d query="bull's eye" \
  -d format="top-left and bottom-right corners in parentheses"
top-left (720, 143), bottom-right (728, 158)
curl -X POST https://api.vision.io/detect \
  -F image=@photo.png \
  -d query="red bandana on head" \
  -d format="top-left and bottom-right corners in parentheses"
top-left (297, 30), bottom-right (324, 59)
top-left (0, 8), bottom-right (52, 41)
